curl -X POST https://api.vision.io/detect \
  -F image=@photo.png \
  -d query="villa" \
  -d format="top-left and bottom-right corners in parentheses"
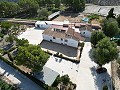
top-left (42, 26), bottom-right (85, 48)
top-left (35, 20), bottom-right (99, 47)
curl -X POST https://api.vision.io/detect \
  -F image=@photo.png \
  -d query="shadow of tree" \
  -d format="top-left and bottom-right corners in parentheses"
top-left (88, 48), bottom-right (98, 63)
top-left (88, 48), bottom-right (112, 90)
top-left (90, 66), bottom-right (112, 90)
top-left (33, 71), bottom-right (45, 84)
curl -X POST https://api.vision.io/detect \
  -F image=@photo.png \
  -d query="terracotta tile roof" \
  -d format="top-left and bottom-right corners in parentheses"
top-left (66, 28), bottom-right (74, 35)
top-left (51, 25), bottom-right (68, 30)
top-left (73, 32), bottom-right (85, 41)
top-left (79, 25), bottom-right (93, 32)
top-left (43, 27), bottom-right (66, 39)
top-left (43, 27), bottom-right (85, 41)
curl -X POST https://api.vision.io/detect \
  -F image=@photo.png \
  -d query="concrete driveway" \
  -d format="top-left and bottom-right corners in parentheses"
top-left (0, 60), bottom-right (44, 90)
top-left (45, 42), bottom-right (112, 90)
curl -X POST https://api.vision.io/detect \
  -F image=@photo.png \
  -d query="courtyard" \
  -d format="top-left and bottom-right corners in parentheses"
top-left (44, 42), bottom-right (112, 90)
top-left (17, 27), bottom-right (44, 45)
top-left (40, 40), bottom-right (77, 58)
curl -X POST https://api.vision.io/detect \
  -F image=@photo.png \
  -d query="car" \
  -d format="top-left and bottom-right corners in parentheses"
top-left (96, 67), bottom-right (107, 74)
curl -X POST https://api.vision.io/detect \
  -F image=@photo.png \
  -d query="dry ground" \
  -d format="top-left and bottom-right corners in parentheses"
top-left (112, 61), bottom-right (120, 90)
top-left (53, 13), bottom-right (83, 22)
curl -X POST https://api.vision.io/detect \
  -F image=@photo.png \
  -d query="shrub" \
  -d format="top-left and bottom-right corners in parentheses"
top-left (52, 75), bottom-right (61, 87)
top-left (52, 8), bottom-right (59, 13)
top-left (88, 14), bottom-right (99, 20)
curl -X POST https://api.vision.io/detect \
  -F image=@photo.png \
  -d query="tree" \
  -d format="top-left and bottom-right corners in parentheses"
top-left (116, 15), bottom-right (120, 28)
top-left (15, 42), bottom-right (49, 72)
top-left (18, 0), bottom-right (39, 16)
top-left (90, 31), bottom-right (106, 47)
top-left (37, 8), bottom-right (48, 20)
top-left (73, 0), bottom-right (85, 11)
top-left (0, 22), bottom-right (12, 34)
top-left (16, 38), bottom-right (29, 46)
top-left (62, 0), bottom-right (85, 11)
top-left (6, 35), bottom-right (15, 44)
top-left (61, 75), bottom-right (70, 85)
top-left (93, 37), bottom-right (118, 67)
top-left (0, 1), bottom-right (20, 18)
top-left (102, 18), bottom-right (119, 38)
top-left (106, 8), bottom-right (116, 19)
top-left (54, 0), bottom-right (60, 8)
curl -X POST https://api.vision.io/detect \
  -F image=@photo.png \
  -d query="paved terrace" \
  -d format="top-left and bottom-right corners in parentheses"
top-left (18, 27), bottom-right (44, 45)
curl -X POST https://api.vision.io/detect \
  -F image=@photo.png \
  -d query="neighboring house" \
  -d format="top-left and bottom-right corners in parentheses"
top-left (80, 25), bottom-right (93, 38)
top-left (35, 20), bottom-right (69, 29)
top-left (42, 26), bottom-right (85, 48)
top-left (35, 20), bottom-right (98, 38)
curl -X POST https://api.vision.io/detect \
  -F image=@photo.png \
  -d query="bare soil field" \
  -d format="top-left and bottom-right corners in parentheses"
top-left (53, 13), bottom-right (83, 22)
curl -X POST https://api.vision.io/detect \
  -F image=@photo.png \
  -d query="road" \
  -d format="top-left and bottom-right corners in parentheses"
top-left (0, 59), bottom-right (44, 90)
top-left (0, 18), bottom-right (37, 25)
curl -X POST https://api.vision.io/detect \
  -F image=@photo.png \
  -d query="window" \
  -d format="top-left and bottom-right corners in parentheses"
top-left (64, 39), bottom-right (68, 42)
top-left (53, 37), bottom-right (56, 39)
top-left (61, 38), bottom-right (63, 41)
top-left (37, 25), bottom-right (39, 28)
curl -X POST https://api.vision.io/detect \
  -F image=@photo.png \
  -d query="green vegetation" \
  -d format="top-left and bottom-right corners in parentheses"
top-left (15, 39), bottom-right (49, 72)
top-left (52, 75), bottom-right (76, 90)
top-left (101, 18), bottom-right (119, 38)
top-left (0, 0), bottom-right (85, 19)
top-left (62, 0), bottom-right (85, 11)
top-left (0, 22), bottom-right (12, 34)
top-left (0, 1), bottom-right (20, 18)
top-left (91, 31), bottom-right (106, 47)
top-left (88, 14), bottom-right (99, 20)
top-left (117, 15), bottom-right (120, 28)
top-left (0, 78), bottom-right (17, 90)
top-left (37, 8), bottom-right (49, 20)
top-left (93, 37), bottom-right (118, 66)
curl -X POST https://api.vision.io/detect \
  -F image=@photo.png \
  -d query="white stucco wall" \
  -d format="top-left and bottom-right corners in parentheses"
top-left (66, 38), bottom-right (78, 48)
top-left (80, 30), bottom-right (91, 38)
top-left (43, 34), bottom-right (78, 48)
top-left (35, 24), bottom-right (50, 29)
